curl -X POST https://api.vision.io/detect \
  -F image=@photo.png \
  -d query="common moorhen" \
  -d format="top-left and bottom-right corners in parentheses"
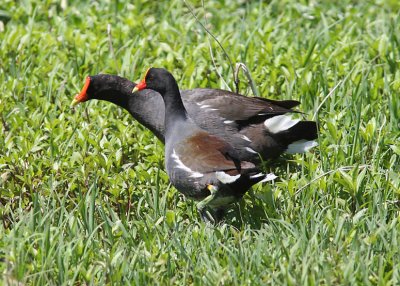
top-left (71, 74), bottom-right (317, 164)
top-left (132, 68), bottom-right (277, 221)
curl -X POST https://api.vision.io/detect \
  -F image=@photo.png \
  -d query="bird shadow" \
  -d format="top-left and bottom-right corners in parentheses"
top-left (214, 157), bottom-right (302, 229)
top-left (217, 189), bottom-right (280, 230)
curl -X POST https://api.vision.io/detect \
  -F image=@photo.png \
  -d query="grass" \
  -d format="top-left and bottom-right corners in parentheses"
top-left (1, 0), bottom-right (400, 284)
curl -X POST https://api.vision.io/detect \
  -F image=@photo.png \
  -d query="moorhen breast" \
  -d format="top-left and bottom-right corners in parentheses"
top-left (132, 68), bottom-right (276, 222)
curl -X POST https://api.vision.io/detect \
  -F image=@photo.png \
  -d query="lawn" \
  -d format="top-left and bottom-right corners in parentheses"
top-left (1, 0), bottom-right (400, 284)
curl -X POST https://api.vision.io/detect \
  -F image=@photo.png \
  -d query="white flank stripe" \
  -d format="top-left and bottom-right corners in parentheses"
top-left (264, 115), bottom-right (299, 134)
top-left (249, 172), bottom-right (264, 179)
top-left (259, 173), bottom-right (278, 183)
top-left (215, 171), bottom-right (241, 184)
top-left (241, 135), bottom-right (252, 142)
top-left (200, 105), bottom-right (211, 109)
top-left (286, 140), bottom-right (318, 154)
top-left (190, 172), bottom-right (204, 178)
top-left (250, 172), bottom-right (277, 183)
top-left (171, 150), bottom-right (204, 178)
top-left (224, 120), bottom-right (234, 124)
top-left (207, 108), bottom-right (218, 111)
top-left (245, 147), bottom-right (258, 154)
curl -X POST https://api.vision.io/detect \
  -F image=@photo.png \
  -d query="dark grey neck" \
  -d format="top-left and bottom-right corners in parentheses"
top-left (91, 75), bottom-right (166, 143)
top-left (127, 92), bottom-right (166, 142)
top-left (162, 80), bottom-right (188, 133)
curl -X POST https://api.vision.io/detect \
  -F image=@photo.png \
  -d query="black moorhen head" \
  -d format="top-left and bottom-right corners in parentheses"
top-left (71, 74), bottom-right (166, 140)
top-left (71, 74), bottom-right (318, 164)
top-left (132, 68), bottom-right (277, 222)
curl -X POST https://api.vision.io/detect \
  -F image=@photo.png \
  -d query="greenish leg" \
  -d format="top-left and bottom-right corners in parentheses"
top-left (197, 185), bottom-right (218, 223)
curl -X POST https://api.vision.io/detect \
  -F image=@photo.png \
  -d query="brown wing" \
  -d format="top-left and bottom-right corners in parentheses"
top-left (182, 88), bottom-right (299, 121)
top-left (174, 131), bottom-right (255, 175)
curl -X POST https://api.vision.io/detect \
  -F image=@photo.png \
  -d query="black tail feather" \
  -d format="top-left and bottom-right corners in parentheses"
top-left (278, 121), bottom-right (318, 145)
top-left (257, 98), bottom-right (300, 109)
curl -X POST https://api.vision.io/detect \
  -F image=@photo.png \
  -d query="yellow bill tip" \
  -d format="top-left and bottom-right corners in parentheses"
top-left (132, 86), bottom-right (139, 93)
top-left (70, 98), bottom-right (80, 108)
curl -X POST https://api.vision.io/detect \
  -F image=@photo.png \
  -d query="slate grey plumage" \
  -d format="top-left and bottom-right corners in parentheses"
top-left (72, 74), bottom-right (318, 164)
top-left (132, 68), bottom-right (276, 221)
